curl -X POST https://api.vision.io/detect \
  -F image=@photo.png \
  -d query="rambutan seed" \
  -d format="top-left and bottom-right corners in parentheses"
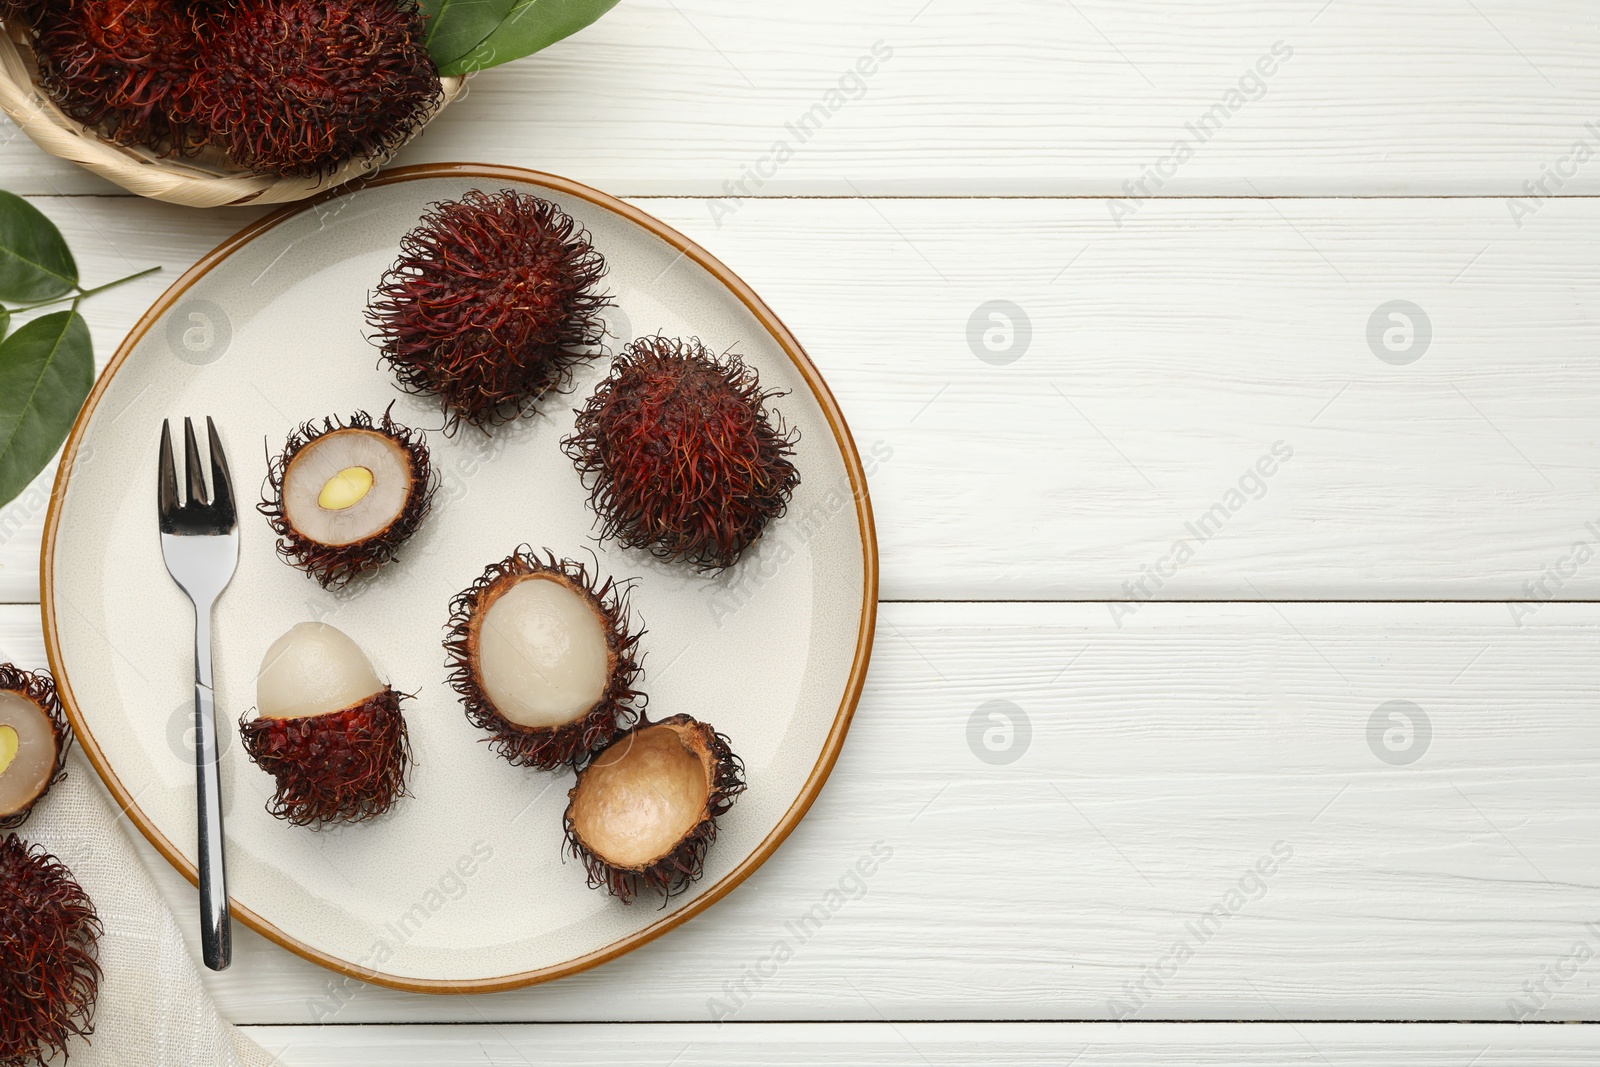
top-left (563, 335), bottom-right (801, 571)
top-left (368, 189), bottom-right (612, 432)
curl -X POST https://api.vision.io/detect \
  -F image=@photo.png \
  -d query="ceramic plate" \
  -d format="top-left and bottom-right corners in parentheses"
top-left (40, 165), bottom-right (876, 992)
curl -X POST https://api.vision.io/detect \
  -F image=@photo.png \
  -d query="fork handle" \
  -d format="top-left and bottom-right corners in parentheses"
top-left (193, 606), bottom-right (232, 971)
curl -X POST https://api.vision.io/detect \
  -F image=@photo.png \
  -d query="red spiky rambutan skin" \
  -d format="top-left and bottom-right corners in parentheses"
top-left (562, 336), bottom-right (801, 571)
top-left (368, 189), bottom-right (612, 433)
top-left (0, 664), bottom-right (70, 831)
top-left (238, 688), bottom-right (412, 827)
top-left (30, 0), bottom-right (203, 150)
top-left (186, 0), bottom-right (440, 177)
top-left (0, 835), bottom-right (101, 1067)
top-left (0, 0), bottom-right (47, 29)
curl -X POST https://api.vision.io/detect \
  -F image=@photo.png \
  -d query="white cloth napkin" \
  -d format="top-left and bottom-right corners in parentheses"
top-left (17, 752), bottom-right (274, 1067)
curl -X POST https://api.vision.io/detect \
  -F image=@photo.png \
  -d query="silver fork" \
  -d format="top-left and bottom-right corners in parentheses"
top-left (158, 417), bottom-right (238, 971)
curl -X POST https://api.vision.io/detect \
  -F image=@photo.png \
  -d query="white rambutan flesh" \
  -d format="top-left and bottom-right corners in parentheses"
top-left (256, 622), bottom-right (383, 720)
top-left (477, 575), bottom-right (609, 729)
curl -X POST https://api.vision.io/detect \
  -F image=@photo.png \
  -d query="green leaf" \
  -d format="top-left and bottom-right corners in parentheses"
top-left (0, 310), bottom-right (92, 509)
top-left (0, 192), bottom-right (77, 304)
top-left (0, 307), bottom-right (9, 341)
top-left (436, 0), bottom-right (618, 76)
top-left (420, 0), bottom-right (518, 68)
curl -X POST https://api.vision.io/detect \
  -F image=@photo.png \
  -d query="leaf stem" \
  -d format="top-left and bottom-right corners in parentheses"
top-left (5, 265), bottom-right (161, 314)
top-left (74, 264), bottom-right (162, 299)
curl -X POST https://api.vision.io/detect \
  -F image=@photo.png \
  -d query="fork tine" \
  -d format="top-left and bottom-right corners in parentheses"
top-left (206, 417), bottom-right (235, 522)
top-left (158, 419), bottom-right (178, 520)
top-left (183, 416), bottom-right (208, 506)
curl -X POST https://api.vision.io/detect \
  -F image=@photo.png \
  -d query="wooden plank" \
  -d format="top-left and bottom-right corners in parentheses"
top-left (2, 1), bottom-right (1598, 197)
top-left (5, 600), bottom-right (1600, 1023)
top-left (238, 1022), bottom-right (1600, 1065)
top-left (7, 195), bottom-right (1600, 603)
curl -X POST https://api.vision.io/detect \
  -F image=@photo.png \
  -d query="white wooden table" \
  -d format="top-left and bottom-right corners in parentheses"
top-left (4, 1), bottom-right (1600, 1061)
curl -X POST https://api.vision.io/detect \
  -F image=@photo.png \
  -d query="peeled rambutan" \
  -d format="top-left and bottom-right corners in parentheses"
top-left (239, 623), bottom-right (412, 827)
top-left (367, 189), bottom-right (611, 432)
top-left (564, 714), bottom-right (745, 904)
top-left (0, 834), bottom-right (101, 1067)
top-left (563, 335), bottom-right (801, 571)
top-left (444, 547), bottom-right (643, 770)
top-left (30, 0), bottom-right (202, 150)
top-left (259, 409), bottom-right (437, 589)
top-left (0, 664), bottom-right (70, 831)
top-left (186, 0), bottom-right (440, 177)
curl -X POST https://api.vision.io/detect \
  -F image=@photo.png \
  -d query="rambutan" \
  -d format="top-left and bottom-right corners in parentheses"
top-left (239, 623), bottom-right (412, 827)
top-left (444, 548), bottom-right (643, 770)
top-left (0, 0), bottom-right (46, 29)
top-left (0, 664), bottom-right (70, 831)
top-left (30, 0), bottom-right (202, 150)
top-left (563, 335), bottom-right (801, 571)
top-left (259, 409), bottom-right (437, 589)
top-left (186, 0), bottom-right (440, 177)
top-left (367, 189), bottom-right (611, 432)
top-left (0, 834), bottom-right (101, 1067)
top-left (564, 714), bottom-right (745, 904)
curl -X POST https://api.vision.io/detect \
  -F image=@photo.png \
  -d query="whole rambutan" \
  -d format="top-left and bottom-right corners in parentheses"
top-left (187, 0), bottom-right (440, 177)
top-left (0, 664), bottom-right (70, 830)
top-left (239, 623), bottom-right (412, 827)
top-left (368, 189), bottom-right (611, 432)
top-left (563, 335), bottom-right (801, 571)
top-left (0, 835), bottom-right (101, 1067)
top-left (30, 0), bottom-right (203, 150)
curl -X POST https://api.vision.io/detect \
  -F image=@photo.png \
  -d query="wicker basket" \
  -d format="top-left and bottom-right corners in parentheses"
top-left (0, 24), bottom-right (465, 208)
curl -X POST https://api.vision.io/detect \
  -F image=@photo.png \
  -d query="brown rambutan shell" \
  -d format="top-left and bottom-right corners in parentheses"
top-left (185, 0), bottom-right (441, 177)
top-left (444, 548), bottom-right (643, 770)
top-left (0, 834), bottom-right (101, 1067)
top-left (367, 189), bottom-right (611, 433)
top-left (238, 687), bottom-right (412, 827)
top-left (562, 335), bottom-right (801, 571)
top-left (30, 0), bottom-right (202, 151)
top-left (564, 714), bottom-right (746, 904)
top-left (0, 665), bottom-right (70, 830)
top-left (259, 410), bottom-right (437, 589)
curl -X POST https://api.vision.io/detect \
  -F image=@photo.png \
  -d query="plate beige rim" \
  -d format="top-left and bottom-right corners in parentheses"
top-left (39, 163), bottom-right (880, 994)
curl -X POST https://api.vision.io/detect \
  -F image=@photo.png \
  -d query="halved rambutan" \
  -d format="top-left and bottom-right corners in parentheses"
top-left (259, 410), bottom-right (437, 589)
top-left (0, 664), bottom-right (69, 831)
top-left (564, 714), bottom-right (745, 904)
top-left (0, 834), bottom-right (101, 1067)
top-left (239, 622), bottom-right (411, 827)
top-left (444, 548), bottom-right (642, 770)
top-left (563, 335), bottom-right (801, 571)
top-left (367, 189), bottom-right (611, 432)
top-left (186, 0), bottom-right (441, 177)
top-left (30, 0), bottom-right (202, 150)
